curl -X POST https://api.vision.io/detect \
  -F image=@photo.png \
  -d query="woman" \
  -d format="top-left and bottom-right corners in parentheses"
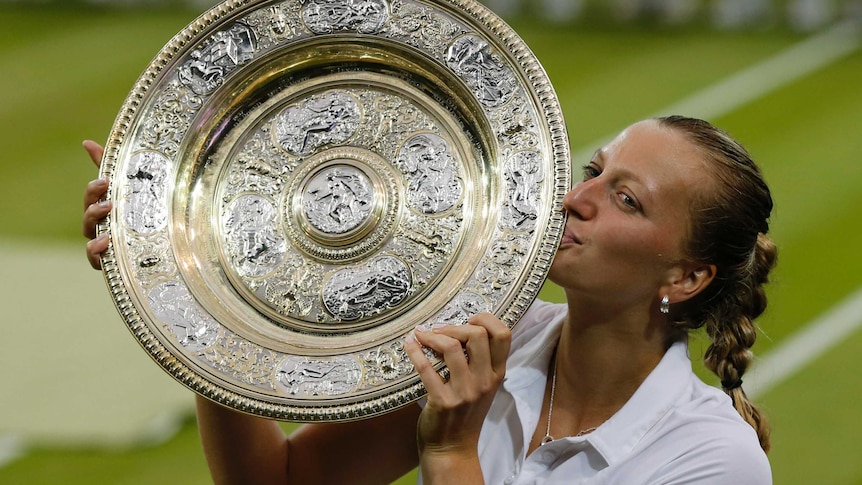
top-left (83, 115), bottom-right (775, 484)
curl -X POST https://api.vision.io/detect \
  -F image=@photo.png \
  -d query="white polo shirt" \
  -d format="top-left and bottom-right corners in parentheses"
top-left (421, 300), bottom-right (772, 484)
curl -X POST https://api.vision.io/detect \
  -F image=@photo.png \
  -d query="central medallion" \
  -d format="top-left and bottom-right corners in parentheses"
top-left (301, 164), bottom-right (376, 243)
top-left (284, 146), bottom-right (402, 263)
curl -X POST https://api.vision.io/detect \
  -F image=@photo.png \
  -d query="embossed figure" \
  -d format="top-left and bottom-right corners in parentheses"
top-left (303, 166), bottom-right (373, 234)
top-left (269, 6), bottom-right (290, 35)
top-left (446, 35), bottom-right (516, 108)
top-left (397, 133), bottom-right (462, 214)
top-left (147, 281), bottom-right (219, 352)
top-left (178, 24), bottom-right (256, 95)
top-left (363, 343), bottom-right (409, 382)
top-left (276, 357), bottom-right (362, 396)
top-left (123, 151), bottom-right (170, 234)
top-left (323, 256), bottom-right (411, 320)
top-left (387, 1), bottom-right (460, 50)
top-left (502, 150), bottom-right (544, 229)
top-left (302, 0), bottom-right (390, 34)
top-left (263, 260), bottom-right (321, 318)
top-left (431, 292), bottom-right (489, 327)
top-left (275, 91), bottom-right (361, 155)
top-left (223, 195), bottom-right (285, 278)
top-left (201, 334), bottom-right (279, 388)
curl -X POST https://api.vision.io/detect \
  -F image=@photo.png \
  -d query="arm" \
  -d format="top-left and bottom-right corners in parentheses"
top-left (404, 315), bottom-right (512, 485)
top-left (197, 395), bottom-right (421, 485)
top-left (195, 395), bottom-right (289, 484)
top-left (82, 141), bottom-right (421, 485)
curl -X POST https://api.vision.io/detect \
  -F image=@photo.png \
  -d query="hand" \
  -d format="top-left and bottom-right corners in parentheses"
top-left (82, 140), bottom-right (111, 270)
top-left (404, 313), bottom-right (511, 468)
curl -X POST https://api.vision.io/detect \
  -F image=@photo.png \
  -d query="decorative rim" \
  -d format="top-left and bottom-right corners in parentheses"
top-left (98, 0), bottom-right (569, 422)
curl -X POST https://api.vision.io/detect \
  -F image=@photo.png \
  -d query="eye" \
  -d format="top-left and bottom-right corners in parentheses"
top-left (581, 164), bottom-right (600, 181)
top-left (617, 192), bottom-right (639, 211)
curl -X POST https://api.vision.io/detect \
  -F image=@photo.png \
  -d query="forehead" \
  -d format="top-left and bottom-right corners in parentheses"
top-left (600, 120), bottom-right (714, 206)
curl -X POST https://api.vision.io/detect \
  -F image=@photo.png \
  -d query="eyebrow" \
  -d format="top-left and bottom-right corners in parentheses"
top-left (594, 149), bottom-right (645, 186)
top-left (615, 167), bottom-right (644, 185)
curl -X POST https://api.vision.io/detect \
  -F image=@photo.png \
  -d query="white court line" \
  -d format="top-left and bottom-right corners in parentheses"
top-left (571, 18), bottom-right (862, 164)
top-left (653, 19), bottom-right (862, 120)
top-left (747, 286), bottom-right (862, 399)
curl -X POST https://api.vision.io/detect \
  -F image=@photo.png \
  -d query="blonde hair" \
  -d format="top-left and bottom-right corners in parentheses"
top-left (657, 115), bottom-right (775, 453)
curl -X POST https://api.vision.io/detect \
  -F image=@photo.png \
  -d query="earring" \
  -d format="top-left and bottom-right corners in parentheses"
top-left (660, 295), bottom-right (670, 314)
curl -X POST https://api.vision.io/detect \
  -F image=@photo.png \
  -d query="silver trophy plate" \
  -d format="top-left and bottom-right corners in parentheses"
top-left (99, 0), bottom-right (569, 421)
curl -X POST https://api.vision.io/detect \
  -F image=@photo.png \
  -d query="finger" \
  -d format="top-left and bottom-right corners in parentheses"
top-left (404, 333), bottom-right (449, 398)
top-left (86, 234), bottom-right (109, 270)
top-left (429, 324), bottom-right (492, 375)
top-left (83, 178), bottom-right (109, 210)
top-left (413, 328), bottom-right (472, 372)
top-left (412, 328), bottom-right (483, 403)
top-left (83, 140), bottom-right (104, 168)
top-left (83, 200), bottom-right (112, 239)
top-left (465, 313), bottom-right (512, 375)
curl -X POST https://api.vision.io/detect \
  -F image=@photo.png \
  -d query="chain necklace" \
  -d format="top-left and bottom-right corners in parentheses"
top-left (540, 353), bottom-right (598, 446)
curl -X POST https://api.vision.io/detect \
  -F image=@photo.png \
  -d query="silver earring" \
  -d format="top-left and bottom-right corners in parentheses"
top-left (660, 295), bottom-right (670, 314)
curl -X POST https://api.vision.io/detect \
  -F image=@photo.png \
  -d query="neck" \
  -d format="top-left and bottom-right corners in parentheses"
top-left (554, 296), bottom-right (670, 428)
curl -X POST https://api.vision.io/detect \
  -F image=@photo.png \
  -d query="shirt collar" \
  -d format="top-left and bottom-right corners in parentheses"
top-left (501, 315), bottom-right (564, 392)
top-left (499, 311), bottom-right (694, 469)
top-left (584, 340), bottom-right (694, 466)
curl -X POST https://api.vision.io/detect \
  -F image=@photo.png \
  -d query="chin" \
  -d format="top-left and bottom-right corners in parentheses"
top-left (546, 265), bottom-right (569, 287)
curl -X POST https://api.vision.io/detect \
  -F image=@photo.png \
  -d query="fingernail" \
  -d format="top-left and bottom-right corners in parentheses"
top-left (405, 334), bottom-right (415, 344)
top-left (98, 200), bottom-right (112, 209)
top-left (431, 323), bottom-right (447, 330)
top-left (415, 324), bottom-right (430, 332)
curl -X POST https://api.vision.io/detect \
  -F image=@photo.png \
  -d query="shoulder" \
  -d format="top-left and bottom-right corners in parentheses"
top-left (646, 429), bottom-right (771, 484)
top-left (514, 299), bottom-right (566, 338)
top-left (644, 383), bottom-right (772, 484)
top-left (508, 299), bottom-right (566, 359)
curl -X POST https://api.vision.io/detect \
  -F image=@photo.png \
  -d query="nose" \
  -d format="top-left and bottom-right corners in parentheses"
top-left (563, 178), bottom-right (599, 221)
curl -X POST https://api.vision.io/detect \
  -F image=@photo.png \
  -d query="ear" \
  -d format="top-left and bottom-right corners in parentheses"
top-left (662, 262), bottom-right (716, 305)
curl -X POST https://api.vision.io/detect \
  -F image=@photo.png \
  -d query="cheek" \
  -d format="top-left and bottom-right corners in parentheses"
top-left (601, 226), bottom-right (678, 272)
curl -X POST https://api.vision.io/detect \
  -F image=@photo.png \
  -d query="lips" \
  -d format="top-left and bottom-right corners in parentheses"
top-left (560, 228), bottom-right (581, 246)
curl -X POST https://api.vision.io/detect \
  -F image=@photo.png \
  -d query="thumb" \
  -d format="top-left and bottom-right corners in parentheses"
top-left (82, 140), bottom-right (105, 168)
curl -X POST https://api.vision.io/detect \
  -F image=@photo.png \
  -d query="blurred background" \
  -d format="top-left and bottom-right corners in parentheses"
top-left (1, 0), bottom-right (860, 483)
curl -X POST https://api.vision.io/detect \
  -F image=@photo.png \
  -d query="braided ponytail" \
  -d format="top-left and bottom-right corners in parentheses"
top-left (702, 233), bottom-right (777, 453)
top-left (657, 116), bottom-right (775, 453)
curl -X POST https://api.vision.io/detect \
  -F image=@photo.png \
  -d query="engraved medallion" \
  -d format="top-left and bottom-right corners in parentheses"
top-left (274, 90), bottom-right (361, 155)
top-left (178, 23), bottom-right (257, 95)
top-left (98, 0), bottom-right (569, 422)
top-left (302, 0), bottom-right (391, 34)
top-left (122, 151), bottom-right (171, 235)
top-left (322, 255), bottom-right (412, 321)
top-left (223, 194), bottom-right (286, 278)
top-left (301, 165), bottom-right (375, 236)
top-left (396, 133), bottom-right (463, 215)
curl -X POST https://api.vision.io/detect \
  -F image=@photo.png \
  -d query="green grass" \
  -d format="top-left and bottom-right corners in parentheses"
top-left (2, 4), bottom-right (860, 484)
top-left (0, 6), bottom-right (195, 243)
top-left (718, 51), bottom-right (862, 346)
top-left (0, 417), bottom-right (210, 485)
top-left (760, 320), bottom-right (862, 485)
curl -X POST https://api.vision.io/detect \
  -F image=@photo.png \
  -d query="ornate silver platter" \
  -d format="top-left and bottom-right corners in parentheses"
top-left (99, 0), bottom-right (569, 421)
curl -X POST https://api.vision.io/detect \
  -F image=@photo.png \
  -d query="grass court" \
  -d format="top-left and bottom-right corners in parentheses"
top-left (1, 3), bottom-right (861, 484)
